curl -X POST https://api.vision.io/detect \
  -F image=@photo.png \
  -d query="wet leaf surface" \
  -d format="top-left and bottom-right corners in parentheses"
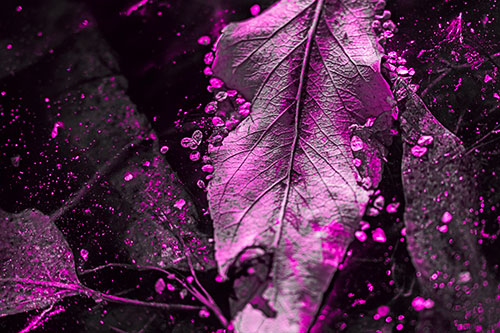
top-left (208, 0), bottom-right (394, 330)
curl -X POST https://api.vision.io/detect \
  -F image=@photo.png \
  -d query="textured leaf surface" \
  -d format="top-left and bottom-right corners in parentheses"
top-left (208, 0), bottom-right (394, 330)
top-left (0, 209), bottom-right (82, 317)
top-left (395, 79), bottom-right (500, 330)
top-left (40, 25), bottom-right (214, 271)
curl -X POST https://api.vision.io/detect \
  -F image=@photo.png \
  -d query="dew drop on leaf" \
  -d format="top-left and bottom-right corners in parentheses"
top-left (441, 211), bottom-right (453, 223)
top-left (189, 151), bottom-right (201, 162)
top-left (160, 145), bottom-right (169, 154)
top-left (411, 145), bottom-right (427, 157)
top-left (353, 158), bottom-right (362, 167)
top-left (212, 117), bottom-right (224, 127)
top-left (180, 137), bottom-right (194, 148)
top-left (123, 172), bottom-right (134, 182)
top-left (174, 199), bottom-right (186, 210)
top-left (417, 135), bottom-right (434, 146)
top-left (215, 91), bottom-right (228, 102)
top-left (80, 248), bottom-right (89, 262)
top-left (191, 130), bottom-right (203, 146)
top-left (354, 231), bottom-right (367, 242)
top-left (209, 78), bottom-right (223, 89)
top-left (197, 35), bottom-right (211, 46)
top-left (201, 164), bottom-right (214, 173)
top-left (205, 101), bottom-right (217, 114)
top-left (372, 228), bottom-right (387, 243)
top-left (155, 278), bottom-right (166, 294)
top-left (373, 195), bottom-right (385, 210)
top-left (350, 135), bottom-right (364, 151)
top-left (250, 4), bottom-right (260, 16)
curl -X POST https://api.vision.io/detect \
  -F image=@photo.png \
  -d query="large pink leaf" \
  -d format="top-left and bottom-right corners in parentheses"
top-left (207, 0), bottom-right (394, 331)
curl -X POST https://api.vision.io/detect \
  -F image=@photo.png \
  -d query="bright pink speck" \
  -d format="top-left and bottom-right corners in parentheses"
top-left (372, 228), bottom-right (386, 243)
top-left (354, 230), bottom-right (367, 242)
top-left (215, 275), bottom-right (223, 283)
top-left (174, 198), bottom-right (186, 209)
top-left (6, 44), bottom-right (12, 50)
top-left (377, 305), bottom-right (390, 317)
top-left (124, 172), bottom-right (134, 182)
top-left (438, 225), bottom-right (448, 233)
top-left (484, 74), bottom-right (493, 83)
top-left (396, 324), bottom-right (404, 330)
top-left (155, 278), bottom-right (166, 294)
top-left (250, 4), bottom-right (261, 16)
top-left (16, 6), bottom-right (22, 11)
top-left (411, 145), bottom-right (427, 157)
top-left (441, 211), bottom-right (452, 223)
top-left (198, 35), bottom-right (211, 46)
top-left (411, 296), bottom-right (426, 311)
top-left (186, 276), bottom-right (194, 283)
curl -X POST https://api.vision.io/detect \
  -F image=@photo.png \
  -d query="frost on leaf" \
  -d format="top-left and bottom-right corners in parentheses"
top-left (0, 209), bottom-right (83, 317)
top-left (207, 0), bottom-right (394, 331)
top-left (395, 79), bottom-right (499, 330)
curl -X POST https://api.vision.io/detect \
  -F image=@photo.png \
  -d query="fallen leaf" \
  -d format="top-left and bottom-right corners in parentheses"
top-left (0, 209), bottom-right (85, 317)
top-left (394, 78), bottom-right (500, 330)
top-left (37, 24), bottom-right (215, 271)
top-left (208, 0), bottom-right (394, 330)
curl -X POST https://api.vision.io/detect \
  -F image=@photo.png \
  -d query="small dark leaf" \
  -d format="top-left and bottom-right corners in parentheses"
top-left (0, 209), bottom-right (83, 317)
top-left (395, 79), bottom-right (500, 329)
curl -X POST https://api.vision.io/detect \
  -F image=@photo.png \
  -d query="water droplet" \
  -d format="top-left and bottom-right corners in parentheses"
top-left (372, 228), bottom-right (386, 243)
top-left (167, 283), bottom-right (175, 291)
top-left (80, 248), bottom-right (89, 261)
top-left (227, 90), bottom-right (237, 97)
top-left (205, 101), bottom-right (217, 114)
top-left (367, 207), bottom-right (380, 216)
top-left (212, 116), bottom-right (225, 127)
top-left (174, 199), bottom-right (186, 210)
top-left (373, 195), bottom-right (385, 210)
top-left (201, 164), bottom-right (214, 173)
top-left (202, 155), bottom-right (212, 164)
top-left (204, 52), bottom-right (214, 65)
top-left (458, 271), bottom-right (471, 283)
top-left (190, 150), bottom-right (201, 161)
top-left (215, 91), bottom-right (228, 102)
top-left (155, 278), bottom-right (166, 294)
top-left (186, 276), bottom-right (194, 283)
top-left (361, 177), bottom-right (372, 190)
top-left (396, 66), bottom-right (409, 75)
top-left (160, 145), bottom-right (169, 154)
top-left (377, 305), bottom-right (390, 317)
top-left (417, 135), bottom-right (433, 146)
top-left (386, 202), bottom-right (400, 213)
top-left (210, 134), bottom-right (223, 144)
top-left (197, 35), bottom-right (211, 46)
top-left (441, 211), bottom-right (452, 223)
top-left (197, 179), bottom-right (206, 189)
top-left (437, 225), bottom-right (448, 233)
top-left (238, 107), bottom-right (250, 118)
top-left (411, 145), bottom-right (427, 157)
top-left (351, 136), bottom-right (364, 151)
top-left (124, 172), bottom-right (134, 182)
top-left (192, 130), bottom-right (203, 146)
top-left (209, 77), bottom-right (223, 89)
top-left (355, 231), bottom-right (367, 242)
top-left (199, 308), bottom-right (210, 318)
top-left (203, 66), bottom-right (213, 76)
top-left (236, 97), bottom-right (246, 104)
top-left (353, 158), bottom-right (362, 167)
top-left (250, 4), bottom-right (261, 16)
top-left (181, 137), bottom-right (194, 148)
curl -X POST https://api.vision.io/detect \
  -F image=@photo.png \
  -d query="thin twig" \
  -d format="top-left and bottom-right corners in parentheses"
top-left (421, 68), bottom-right (451, 98)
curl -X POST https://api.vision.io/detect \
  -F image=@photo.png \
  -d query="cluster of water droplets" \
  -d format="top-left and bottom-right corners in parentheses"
top-left (176, 40), bottom-right (252, 190)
